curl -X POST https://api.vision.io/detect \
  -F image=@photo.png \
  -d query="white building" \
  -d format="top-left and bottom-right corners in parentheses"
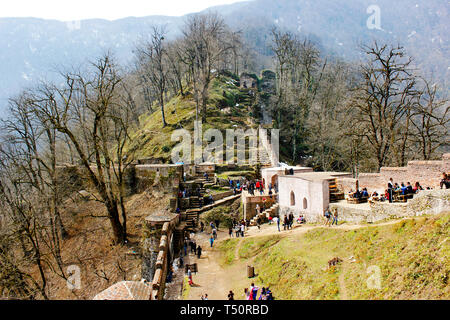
top-left (261, 166), bottom-right (313, 190)
top-left (277, 172), bottom-right (351, 222)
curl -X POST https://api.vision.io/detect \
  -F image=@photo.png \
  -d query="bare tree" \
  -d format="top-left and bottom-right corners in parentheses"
top-left (181, 12), bottom-right (237, 122)
top-left (31, 54), bottom-right (136, 244)
top-left (351, 42), bottom-right (419, 169)
top-left (136, 26), bottom-right (169, 128)
top-left (411, 77), bottom-right (449, 159)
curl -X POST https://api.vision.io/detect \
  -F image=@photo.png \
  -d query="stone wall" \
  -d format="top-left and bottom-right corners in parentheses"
top-left (358, 153), bottom-right (450, 192)
top-left (141, 214), bottom-right (180, 300)
top-left (56, 163), bottom-right (183, 196)
top-left (329, 190), bottom-right (450, 224)
top-left (243, 195), bottom-right (276, 220)
top-left (336, 177), bottom-right (359, 193)
top-left (135, 164), bottom-right (183, 193)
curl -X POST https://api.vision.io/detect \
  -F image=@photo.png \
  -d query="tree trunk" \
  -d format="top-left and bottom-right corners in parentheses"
top-left (106, 200), bottom-right (125, 244)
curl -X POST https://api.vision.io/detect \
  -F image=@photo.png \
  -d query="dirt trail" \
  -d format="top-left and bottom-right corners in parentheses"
top-left (185, 217), bottom-right (413, 300)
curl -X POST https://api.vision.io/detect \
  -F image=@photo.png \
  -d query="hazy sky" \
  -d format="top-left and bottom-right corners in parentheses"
top-left (0, 0), bottom-right (249, 21)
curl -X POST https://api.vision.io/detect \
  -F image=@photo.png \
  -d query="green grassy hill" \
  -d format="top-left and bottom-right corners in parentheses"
top-left (126, 72), bottom-right (261, 162)
top-left (219, 213), bottom-right (450, 299)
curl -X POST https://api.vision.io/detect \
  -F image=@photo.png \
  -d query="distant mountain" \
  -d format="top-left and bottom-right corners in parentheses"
top-left (0, 0), bottom-right (448, 112)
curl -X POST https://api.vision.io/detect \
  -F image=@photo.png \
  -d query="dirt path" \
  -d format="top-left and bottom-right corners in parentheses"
top-left (184, 217), bottom-right (414, 300)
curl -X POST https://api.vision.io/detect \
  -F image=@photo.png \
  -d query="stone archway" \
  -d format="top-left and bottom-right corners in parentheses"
top-left (303, 198), bottom-right (308, 210)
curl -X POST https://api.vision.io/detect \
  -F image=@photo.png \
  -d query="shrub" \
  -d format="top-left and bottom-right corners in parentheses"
top-left (202, 207), bottom-right (233, 229)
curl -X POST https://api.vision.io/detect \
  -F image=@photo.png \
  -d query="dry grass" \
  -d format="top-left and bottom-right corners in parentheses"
top-left (34, 190), bottom-right (171, 300)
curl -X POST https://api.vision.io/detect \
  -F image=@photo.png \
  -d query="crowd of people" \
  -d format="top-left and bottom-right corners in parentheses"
top-left (228, 177), bottom-right (278, 198)
top-left (243, 283), bottom-right (274, 300)
top-left (200, 285), bottom-right (274, 300)
top-left (228, 218), bottom-right (250, 237)
top-left (385, 178), bottom-right (427, 203)
top-left (346, 178), bottom-right (430, 204)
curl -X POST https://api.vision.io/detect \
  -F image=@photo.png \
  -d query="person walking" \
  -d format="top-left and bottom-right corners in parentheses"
top-left (183, 241), bottom-right (188, 256)
top-left (283, 215), bottom-right (288, 231)
top-left (274, 216), bottom-right (280, 232)
top-left (332, 209), bottom-right (338, 226)
top-left (288, 213), bottom-right (293, 229)
top-left (228, 290), bottom-right (234, 300)
top-left (250, 283), bottom-right (259, 300)
top-left (235, 224), bottom-right (240, 237)
top-left (200, 221), bottom-right (204, 232)
top-left (323, 208), bottom-right (331, 226)
top-left (197, 245), bottom-right (202, 259)
top-left (229, 226), bottom-right (233, 237)
top-left (188, 268), bottom-right (193, 286)
top-left (209, 235), bottom-right (214, 247)
top-left (212, 227), bottom-right (217, 240)
top-left (240, 223), bottom-right (245, 237)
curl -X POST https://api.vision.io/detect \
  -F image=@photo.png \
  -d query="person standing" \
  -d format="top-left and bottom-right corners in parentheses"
top-left (240, 223), bottom-right (245, 237)
top-left (200, 221), bottom-right (204, 232)
top-left (215, 219), bottom-right (220, 231)
top-left (259, 287), bottom-right (267, 300)
top-left (197, 245), bottom-right (202, 259)
top-left (250, 283), bottom-right (259, 300)
top-left (283, 215), bottom-right (288, 231)
top-left (228, 290), bottom-right (234, 300)
top-left (212, 227), bottom-right (217, 240)
top-left (183, 241), bottom-right (188, 256)
top-left (388, 177), bottom-right (394, 203)
top-left (209, 235), bottom-right (214, 247)
top-left (255, 204), bottom-right (260, 217)
top-left (229, 226), bottom-right (233, 237)
top-left (244, 288), bottom-right (251, 300)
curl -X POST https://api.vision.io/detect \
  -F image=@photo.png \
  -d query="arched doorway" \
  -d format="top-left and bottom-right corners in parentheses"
top-left (290, 191), bottom-right (295, 206)
top-left (303, 198), bottom-right (308, 210)
top-left (271, 174), bottom-right (279, 190)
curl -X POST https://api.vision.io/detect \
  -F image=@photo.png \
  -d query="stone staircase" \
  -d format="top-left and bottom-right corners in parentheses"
top-left (184, 212), bottom-right (198, 232)
top-left (329, 179), bottom-right (344, 203)
top-left (250, 203), bottom-right (279, 226)
top-left (257, 145), bottom-right (272, 166)
top-left (190, 196), bottom-right (202, 208)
